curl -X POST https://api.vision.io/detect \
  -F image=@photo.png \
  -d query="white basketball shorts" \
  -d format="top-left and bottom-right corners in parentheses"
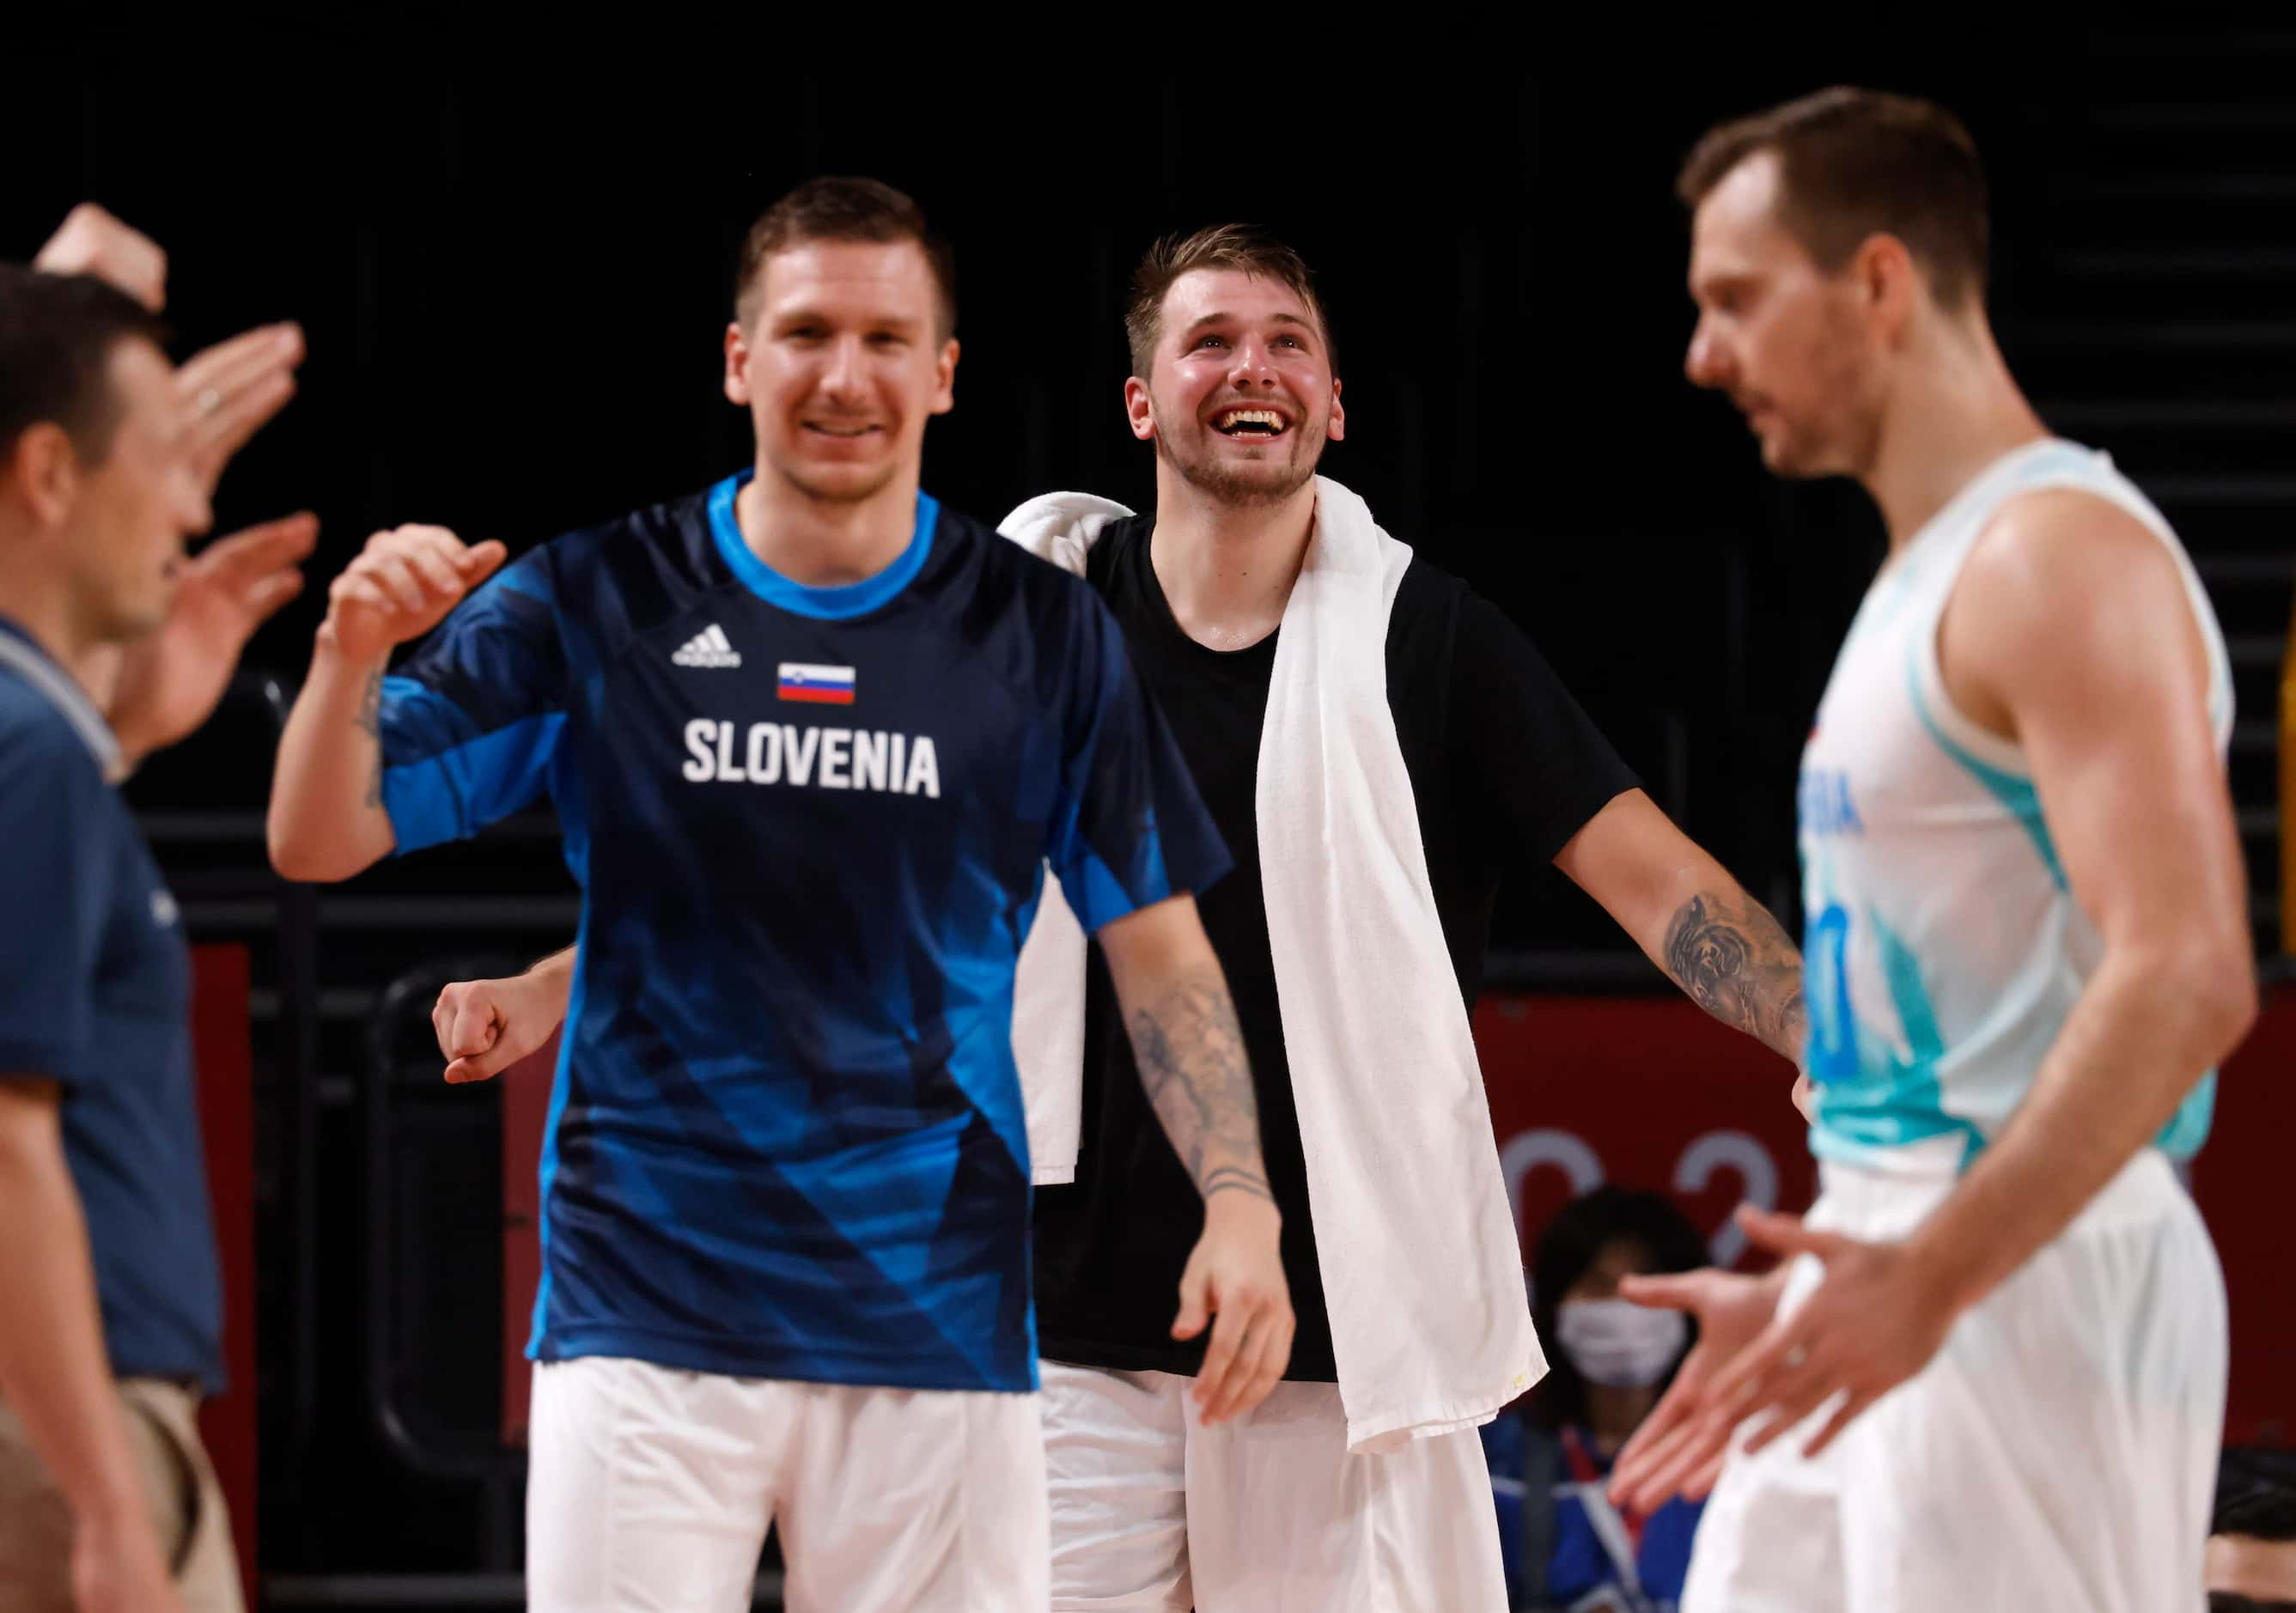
top-left (1040, 1359), bottom-right (1507, 1611)
top-left (525, 1355), bottom-right (1047, 1612)
top-left (1684, 1143), bottom-right (2226, 1613)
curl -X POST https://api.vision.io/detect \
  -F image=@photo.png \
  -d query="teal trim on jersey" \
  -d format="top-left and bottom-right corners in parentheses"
top-left (707, 472), bottom-right (937, 620)
top-left (1878, 916), bottom-right (1947, 1071)
top-left (1809, 908), bottom-right (1983, 1163)
top-left (1906, 656), bottom-right (2068, 892)
top-left (2155, 1070), bottom-right (2216, 1160)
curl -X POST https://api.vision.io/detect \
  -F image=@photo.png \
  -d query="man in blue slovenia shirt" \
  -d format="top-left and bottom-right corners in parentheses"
top-left (265, 179), bottom-right (1290, 1612)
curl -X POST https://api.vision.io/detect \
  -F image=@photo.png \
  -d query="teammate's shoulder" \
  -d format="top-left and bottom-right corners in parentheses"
top-left (938, 500), bottom-right (1111, 614)
top-left (507, 480), bottom-right (734, 645)
top-left (0, 674), bottom-right (77, 746)
top-left (1391, 545), bottom-right (1471, 615)
top-left (1969, 485), bottom-right (2182, 604)
top-left (930, 499), bottom-right (1015, 566)
top-left (1954, 488), bottom-right (2202, 689)
top-left (1384, 547), bottom-right (1510, 658)
top-left (0, 672), bottom-right (106, 788)
top-left (1086, 510), bottom-right (1154, 563)
top-left (983, 493), bottom-right (1148, 596)
top-left (527, 482), bottom-right (718, 579)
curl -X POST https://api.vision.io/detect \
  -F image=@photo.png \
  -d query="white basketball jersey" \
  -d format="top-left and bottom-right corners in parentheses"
top-left (1798, 437), bottom-right (2233, 1167)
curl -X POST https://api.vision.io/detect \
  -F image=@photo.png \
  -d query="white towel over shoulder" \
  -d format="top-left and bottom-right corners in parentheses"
top-left (1001, 477), bottom-right (1544, 1453)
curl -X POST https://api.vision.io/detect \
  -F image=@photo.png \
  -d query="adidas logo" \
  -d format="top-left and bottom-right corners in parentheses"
top-left (673, 624), bottom-right (742, 669)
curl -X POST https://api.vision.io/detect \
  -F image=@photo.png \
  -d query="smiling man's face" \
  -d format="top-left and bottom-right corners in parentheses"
top-left (1131, 268), bottom-right (1342, 507)
top-left (727, 237), bottom-right (958, 506)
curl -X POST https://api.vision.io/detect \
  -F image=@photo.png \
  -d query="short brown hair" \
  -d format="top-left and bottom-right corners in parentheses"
top-left (1124, 224), bottom-right (1334, 380)
top-left (734, 176), bottom-right (956, 337)
top-left (1678, 88), bottom-right (1990, 309)
top-left (0, 265), bottom-right (171, 467)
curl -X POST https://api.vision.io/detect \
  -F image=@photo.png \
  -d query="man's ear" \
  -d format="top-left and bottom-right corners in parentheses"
top-left (6, 423), bottom-right (82, 531)
top-left (929, 338), bottom-right (959, 417)
top-left (1124, 376), bottom-right (1156, 442)
top-left (724, 321), bottom-right (752, 406)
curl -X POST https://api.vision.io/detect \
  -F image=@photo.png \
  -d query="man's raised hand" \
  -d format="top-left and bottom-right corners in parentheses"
top-left (34, 204), bottom-right (167, 310)
top-left (33, 204), bottom-right (305, 496)
top-left (1606, 1260), bottom-right (1788, 1513)
top-left (323, 526), bottom-right (509, 663)
top-left (107, 513), bottom-right (318, 763)
top-left (178, 323), bottom-right (305, 497)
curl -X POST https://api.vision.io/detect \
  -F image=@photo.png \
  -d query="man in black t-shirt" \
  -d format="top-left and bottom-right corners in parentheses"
top-left (434, 219), bottom-right (1812, 1610)
top-left (1014, 227), bottom-right (1810, 1612)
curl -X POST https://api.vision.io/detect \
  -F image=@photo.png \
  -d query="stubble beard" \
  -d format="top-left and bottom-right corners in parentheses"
top-left (1154, 402), bottom-right (1323, 508)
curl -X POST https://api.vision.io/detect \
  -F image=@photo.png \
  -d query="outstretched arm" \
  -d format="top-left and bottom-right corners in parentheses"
top-left (1556, 789), bottom-right (1807, 1065)
top-left (267, 526), bottom-right (507, 881)
top-left (1097, 893), bottom-right (1291, 1421)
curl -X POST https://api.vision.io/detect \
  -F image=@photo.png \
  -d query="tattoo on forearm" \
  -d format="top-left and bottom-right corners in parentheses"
top-left (1198, 1166), bottom-right (1272, 1204)
top-left (1664, 891), bottom-right (1808, 1063)
top-left (354, 667), bottom-right (384, 809)
top-left (1127, 970), bottom-right (1274, 1205)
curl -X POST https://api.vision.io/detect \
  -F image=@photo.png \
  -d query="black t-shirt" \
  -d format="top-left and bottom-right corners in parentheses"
top-left (1032, 515), bottom-right (1641, 1380)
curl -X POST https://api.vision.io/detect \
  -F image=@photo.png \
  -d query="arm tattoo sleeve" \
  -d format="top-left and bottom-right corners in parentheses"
top-left (1126, 967), bottom-right (1275, 1206)
top-left (354, 666), bottom-right (385, 809)
top-left (1663, 890), bottom-right (1809, 1065)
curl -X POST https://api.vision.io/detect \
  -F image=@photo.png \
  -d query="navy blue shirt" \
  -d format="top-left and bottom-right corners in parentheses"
top-left (0, 619), bottom-right (223, 1391)
top-left (377, 475), bottom-right (1226, 1393)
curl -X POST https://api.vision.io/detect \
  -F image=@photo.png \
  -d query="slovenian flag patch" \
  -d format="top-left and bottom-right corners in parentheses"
top-left (777, 662), bottom-right (856, 705)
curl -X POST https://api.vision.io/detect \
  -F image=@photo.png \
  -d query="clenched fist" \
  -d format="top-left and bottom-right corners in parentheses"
top-left (322, 525), bottom-right (509, 663)
top-left (434, 952), bottom-right (575, 1084)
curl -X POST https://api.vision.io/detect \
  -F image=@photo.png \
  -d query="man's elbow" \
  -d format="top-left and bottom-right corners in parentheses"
top-left (266, 809), bottom-right (372, 884)
top-left (2160, 934), bottom-right (2259, 1068)
top-left (2201, 950), bottom-right (2261, 1060)
top-left (265, 825), bottom-right (329, 882)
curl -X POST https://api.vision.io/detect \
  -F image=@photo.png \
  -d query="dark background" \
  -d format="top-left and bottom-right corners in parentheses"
top-left (9, 29), bottom-right (2291, 1592)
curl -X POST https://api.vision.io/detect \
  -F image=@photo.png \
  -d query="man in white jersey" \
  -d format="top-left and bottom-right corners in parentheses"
top-left (1607, 88), bottom-right (2257, 1612)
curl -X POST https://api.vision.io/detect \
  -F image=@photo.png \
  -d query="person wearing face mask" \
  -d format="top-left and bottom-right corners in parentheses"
top-left (1484, 1186), bottom-right (1712, 1612)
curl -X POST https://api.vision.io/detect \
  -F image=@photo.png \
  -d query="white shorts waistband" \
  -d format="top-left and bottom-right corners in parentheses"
top-left (1816, 1141), bottom-right (2186, 1244)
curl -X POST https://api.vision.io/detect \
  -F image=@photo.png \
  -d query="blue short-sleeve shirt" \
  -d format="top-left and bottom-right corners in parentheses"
top-left (375, 477), bottom-right (1227, 1393)
top-left (0, 618), bottom-right (222, 1391)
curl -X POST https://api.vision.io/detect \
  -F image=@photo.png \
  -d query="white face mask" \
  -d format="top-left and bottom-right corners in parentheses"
top-left (1556, 1297), bottom-right (1688, 1389)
